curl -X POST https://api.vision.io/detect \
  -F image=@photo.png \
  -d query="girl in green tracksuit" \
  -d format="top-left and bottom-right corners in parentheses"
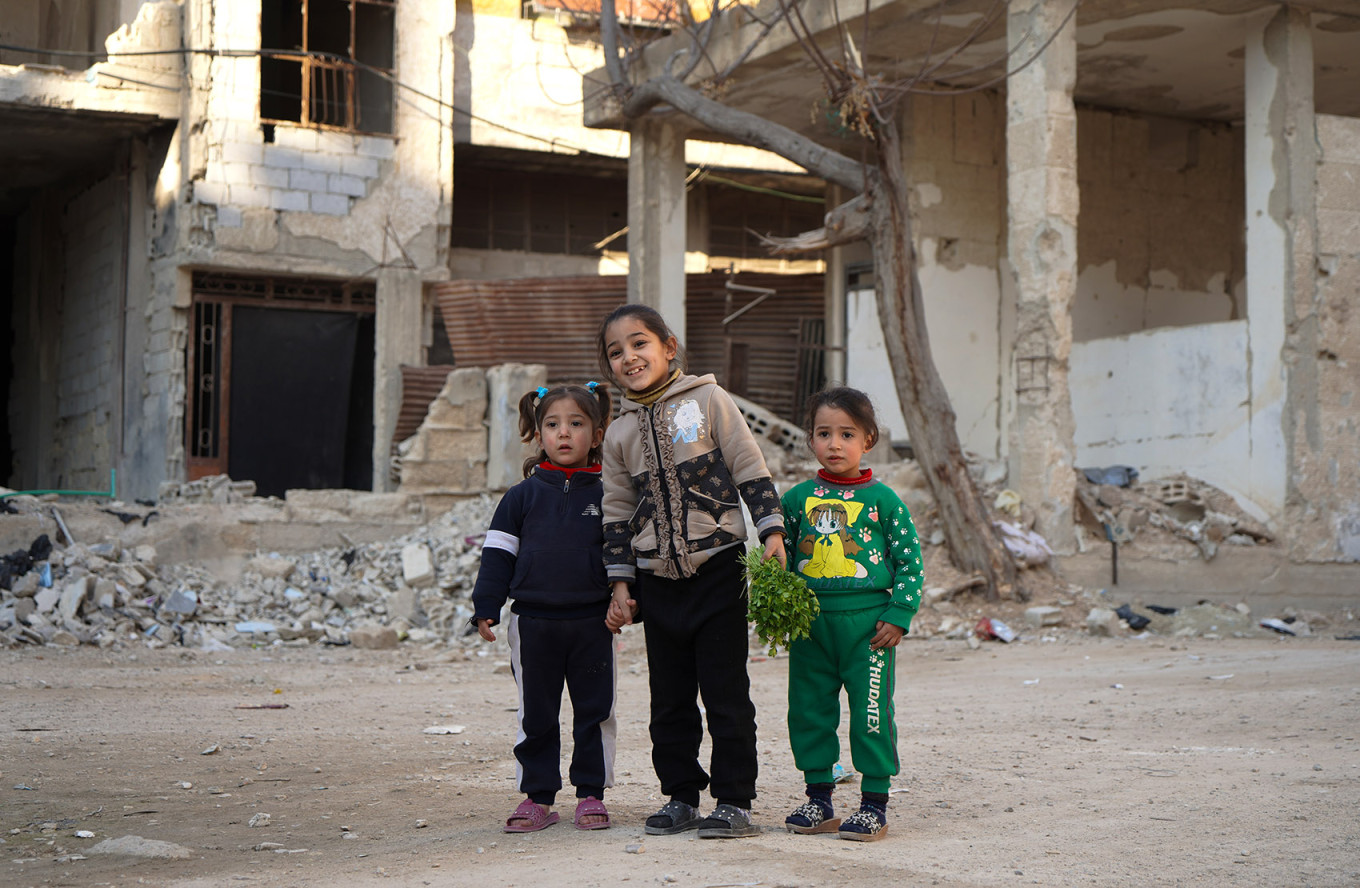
top-left (779, 387), bottom-right (924, 842)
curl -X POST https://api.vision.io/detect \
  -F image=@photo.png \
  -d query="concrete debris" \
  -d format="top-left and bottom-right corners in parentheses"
top-left (0, 495), bottom-right (495, 651)
top-left (158, 474), bottom-right (257, 504)
top-left (87, 835), bottom-right (192, 859)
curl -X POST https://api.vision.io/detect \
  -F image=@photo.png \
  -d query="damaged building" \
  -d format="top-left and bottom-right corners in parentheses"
top-left (0, 0), bottom-right (825, 503)
top-left (582, 0), bottom-right (1360, 596)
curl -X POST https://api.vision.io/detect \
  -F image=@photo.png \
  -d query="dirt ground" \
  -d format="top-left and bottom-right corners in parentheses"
top-left (4, 624), bottom-right (1359, 888)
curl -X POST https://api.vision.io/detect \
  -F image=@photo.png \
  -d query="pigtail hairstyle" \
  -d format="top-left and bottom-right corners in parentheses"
top-left (518, 383), bottom-right (612, 478)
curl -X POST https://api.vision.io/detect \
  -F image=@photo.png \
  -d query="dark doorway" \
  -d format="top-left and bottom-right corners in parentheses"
top-left (0, 216), bottom-right (14, 485)
top-left (187, 271), bottom-right (376, 497)
top-left (226, 307), bottom-right (372, 498)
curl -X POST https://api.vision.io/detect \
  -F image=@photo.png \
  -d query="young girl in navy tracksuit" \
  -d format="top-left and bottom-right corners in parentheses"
top-left (472, 383), bottom-right (616, 833)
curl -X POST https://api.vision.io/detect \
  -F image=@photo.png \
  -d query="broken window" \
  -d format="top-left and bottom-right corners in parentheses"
top-left (261, 0), bottom-right (396, 134)
top-left (451, 162), bottom-right (628, 255)
top-left (707, 180), bottom-right (826, 261)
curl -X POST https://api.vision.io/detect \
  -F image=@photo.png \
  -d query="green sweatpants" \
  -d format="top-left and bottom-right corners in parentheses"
top-left (787, 605), bottom-right (898, 794)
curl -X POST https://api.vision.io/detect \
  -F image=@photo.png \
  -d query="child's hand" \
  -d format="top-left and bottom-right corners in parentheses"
top-left (869, 620), bottom-right (904, 649)
top-left (763, 533), bottom-right (787, 569)
top-left (476, 618), bottom-right (497, 642)
top-left (605, 581), bottom-right (636, 633)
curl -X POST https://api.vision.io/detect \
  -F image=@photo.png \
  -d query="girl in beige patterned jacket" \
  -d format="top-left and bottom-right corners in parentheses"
top-left (598, 304), bottom-right (785, 839)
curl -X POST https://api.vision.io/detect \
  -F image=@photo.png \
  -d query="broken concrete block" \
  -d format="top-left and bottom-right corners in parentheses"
top-left (248, 554), bottom-right (297, 580)
top-left (133, 545), bottom-right (158, 567)
top-left (401, 543), bottom-right (434, 588)
top-left (59, 577), bottom-right (91, 622)
top-left (424, 368), bottom-right (488, 429)
top-left (1025, 606), bottom-right (1063, 627)
top-left (118, 564), bottom-right (147, 588)
top-left (94, 577), bottom-right (118, 609)
top-left (14, 597), bottom-right (36, 624)
top-left (161, 588), bottom-right (198, 617)
top-left (485, 363), bottom-right (547, 491)
top-left (1087, 607), bottom-right (1120, 637)
top-left (349, 624), bottom-right (399, 649)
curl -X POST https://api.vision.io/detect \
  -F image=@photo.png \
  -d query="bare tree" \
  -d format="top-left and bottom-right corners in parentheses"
top-left (588, 0), bottom-right (1074, 600)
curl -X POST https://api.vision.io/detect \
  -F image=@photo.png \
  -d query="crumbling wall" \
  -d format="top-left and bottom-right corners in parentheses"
top-left (50, 175), bottom-right (125, 491)
top-left (1075, 109), bottom-right (1245, 342)
top-left (847, 93), bottom-right (1005, 459)
top-left (1287, 114), bottom-right (1360, 562)
top-left (1070, 320), bottom-right (1257, 519)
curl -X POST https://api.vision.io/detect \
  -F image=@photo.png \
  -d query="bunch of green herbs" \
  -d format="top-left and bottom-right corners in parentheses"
top-left (742, 548), bottom-right (820, 657)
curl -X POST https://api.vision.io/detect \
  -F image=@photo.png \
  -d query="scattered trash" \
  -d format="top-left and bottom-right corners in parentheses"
top-left (1115, 604), bottom-right (1151, 631)
top-left (994, 489), bottom-right (1022, 519)
top-left (993, 520), bottom-right (1053, 567)
top-left (832, 763), bottom-right (856, 783)
top-left (1207, 674), bottom-right (1235, 681)
top-left (975, 617), bottom-right (1016, 643)
top-left (1260, 618), bottom-right (1296, 636)
top-left (422, 725), bottom-right (466, 735)
top-left (1081, 465), bottom-right (1139, 487)
top-left (75, 830), bottom-right (95, 838)
top-left (1146, 605), bottom-right (1178, 615)
top-left (1022, 679), bottom-right (1040, 686)
top-left (235, 703), bottom-right (289, 710)
top-left (201, 744), bottom-right (220, 755)
top-left (233, 621), bottom-right (278, 635)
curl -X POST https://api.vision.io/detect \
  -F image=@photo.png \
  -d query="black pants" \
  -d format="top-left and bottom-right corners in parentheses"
top-left (636, 547), bottom-right (757, 808)
top-left (508, 612), bottom-right (617, 805)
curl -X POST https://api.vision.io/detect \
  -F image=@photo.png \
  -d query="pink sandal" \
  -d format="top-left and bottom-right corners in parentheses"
top-left (504, 798), bottom-right (559, 833)
top-left (574, 796), bottom-right (610, 830)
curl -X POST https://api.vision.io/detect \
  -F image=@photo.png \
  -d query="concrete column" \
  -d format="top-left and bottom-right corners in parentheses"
top-left (627, 118), bottom-right (687, 341)
top-left (1244, 7), bottom-right (1315, 522)
top-left (1004, 0), bottom-right (1078, 551)
top-left (823, 183), bottom-right (848, 385)
top-left (372, 267), bottom-right (425, 492)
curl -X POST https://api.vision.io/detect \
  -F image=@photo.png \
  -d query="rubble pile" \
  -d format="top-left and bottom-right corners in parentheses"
top-left (1074, 473), bottom-right (1275, 560)
top-left (0, 495), bottom-right (497, 651)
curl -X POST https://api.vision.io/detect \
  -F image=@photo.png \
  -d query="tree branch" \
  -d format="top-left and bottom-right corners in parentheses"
top-left (599, 0), bottom-right (628, 88)
top-left (760, 193), bottom-right (873, 253)
top-left (620, 75), bottom-right (866, 192)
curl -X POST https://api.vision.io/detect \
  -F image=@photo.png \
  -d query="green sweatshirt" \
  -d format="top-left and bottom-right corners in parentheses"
top-left (780, 469), bottom-right (924, 630)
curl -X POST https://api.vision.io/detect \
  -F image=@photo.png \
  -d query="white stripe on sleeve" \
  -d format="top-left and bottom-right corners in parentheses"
top-left (482, 529), bottom-right (520, 556)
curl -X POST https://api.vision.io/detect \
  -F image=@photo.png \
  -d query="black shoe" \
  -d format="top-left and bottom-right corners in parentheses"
top-left (697, 803), bottom-right (760, 838)
top-left (785, 799), bottom-right (840, 835)
top-left (644, 800), bottom-right (701, 835)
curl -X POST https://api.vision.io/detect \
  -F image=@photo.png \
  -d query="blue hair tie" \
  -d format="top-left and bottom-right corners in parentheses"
top-left (585, 381), bottom-right (599, 392)
top-left (535, 386), bottom-right (549, 399)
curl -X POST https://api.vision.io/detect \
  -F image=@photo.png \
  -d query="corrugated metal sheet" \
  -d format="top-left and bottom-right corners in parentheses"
top-left (433, 277), bottom-right (628, 386)
top-left (430, 271), bottom-right (825, 424)
top-left (394, 365), bottom-right (455, 445)
top-left (686, 272), bottom-right (827, 423)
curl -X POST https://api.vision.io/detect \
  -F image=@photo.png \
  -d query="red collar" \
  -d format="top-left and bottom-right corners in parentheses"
top-left (538, 461), bottom-right (601, 479)
top-left (816, 467), bottom-right (874, 487)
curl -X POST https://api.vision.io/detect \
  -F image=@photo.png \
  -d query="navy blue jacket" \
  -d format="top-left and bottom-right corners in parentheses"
top-left (470, 463), bottom-right (609, 624)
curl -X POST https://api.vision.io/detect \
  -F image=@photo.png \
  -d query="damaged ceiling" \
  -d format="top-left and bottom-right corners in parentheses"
top-left (636, 0), bottom-right (1360, 139)
top-left (0, 104), bottom-right (169, 214)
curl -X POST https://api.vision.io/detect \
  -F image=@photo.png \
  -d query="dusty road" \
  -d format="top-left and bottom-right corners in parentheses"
top-left (3, 630), bottom-right (1358, 888)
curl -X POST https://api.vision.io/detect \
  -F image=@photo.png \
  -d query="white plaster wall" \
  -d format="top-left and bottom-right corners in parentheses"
top-left (1070, 320), bottom-right (1262, 518)
top-left (455, 12), bottom-right (804, 175)
top-left (844, 93), bottom-right (1005, 459)
top-left (1075, 109), bottom-right (1245, 343)
top-left (845, 253), bottom-right (1002, 458)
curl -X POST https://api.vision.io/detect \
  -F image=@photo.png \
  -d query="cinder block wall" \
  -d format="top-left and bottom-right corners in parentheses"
top-left (52, 176), bottom-right (124, 490)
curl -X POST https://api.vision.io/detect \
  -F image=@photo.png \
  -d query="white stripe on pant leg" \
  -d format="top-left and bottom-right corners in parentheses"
top-left (601, 637), bottom-right (618, 787)
top-left (507, 613), bottom-right (526, 793)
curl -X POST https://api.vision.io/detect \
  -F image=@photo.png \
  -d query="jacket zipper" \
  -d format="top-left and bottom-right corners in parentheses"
top-left (645, 404), bottom-right (682, 575)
